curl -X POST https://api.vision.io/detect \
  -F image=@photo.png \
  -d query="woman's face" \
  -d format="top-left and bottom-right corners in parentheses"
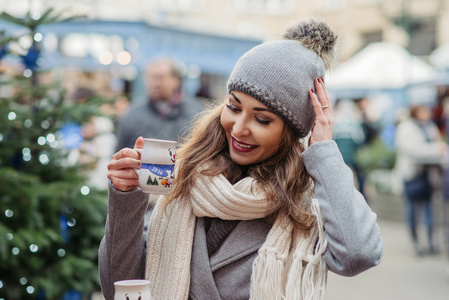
top-left (220, 91), bottom-right (285, 165)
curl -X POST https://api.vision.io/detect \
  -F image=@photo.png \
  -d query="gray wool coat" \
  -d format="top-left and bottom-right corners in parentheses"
top-left (99, 141), bottom-right (383, 300)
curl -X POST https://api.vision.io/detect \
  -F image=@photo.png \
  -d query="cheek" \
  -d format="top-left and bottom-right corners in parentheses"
top-left (260, 126), bottom-right (284, 149)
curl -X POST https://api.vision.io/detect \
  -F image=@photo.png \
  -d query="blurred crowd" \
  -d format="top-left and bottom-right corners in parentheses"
top-left (332, 87), bottom-right (449, 259)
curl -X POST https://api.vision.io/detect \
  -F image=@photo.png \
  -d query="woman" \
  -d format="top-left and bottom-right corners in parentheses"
top-left (100, 19), bottom-right (383, 300)
top-left (395, 104), bottom-right (447, 255)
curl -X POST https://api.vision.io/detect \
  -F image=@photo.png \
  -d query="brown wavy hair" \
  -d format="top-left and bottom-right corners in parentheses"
top-left (166, 99), bottom-right (315, 230)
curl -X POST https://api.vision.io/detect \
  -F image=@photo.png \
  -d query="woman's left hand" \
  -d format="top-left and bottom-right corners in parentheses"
top-left (308, 78), bottom-right (333, 145)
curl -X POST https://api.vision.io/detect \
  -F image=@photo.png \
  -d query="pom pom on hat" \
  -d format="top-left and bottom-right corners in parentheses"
top-left (282, 19), bottom-right (338, 70)
top-left (227, 19), bottom-right (338, 138)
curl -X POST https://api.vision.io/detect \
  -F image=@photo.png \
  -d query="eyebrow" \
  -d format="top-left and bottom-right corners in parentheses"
top-left (230, 92), bottom-right (273, 113)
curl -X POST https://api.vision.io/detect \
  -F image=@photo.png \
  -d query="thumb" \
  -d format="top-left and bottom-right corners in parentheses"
top-left (134, 136), bottom-right (144, 150)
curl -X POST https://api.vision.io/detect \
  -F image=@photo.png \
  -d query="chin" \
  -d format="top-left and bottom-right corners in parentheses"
top-left (229, 153), bottom-right (258, 166)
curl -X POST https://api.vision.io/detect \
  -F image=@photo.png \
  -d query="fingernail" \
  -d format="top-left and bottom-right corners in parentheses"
top-left (321, 77), bottom-right (325, 83)
top-left (310, 88), bottom-right (314, 93)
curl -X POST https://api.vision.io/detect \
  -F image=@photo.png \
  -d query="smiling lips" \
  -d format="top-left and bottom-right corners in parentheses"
top-left (232, 137), bottom-right (259, 152)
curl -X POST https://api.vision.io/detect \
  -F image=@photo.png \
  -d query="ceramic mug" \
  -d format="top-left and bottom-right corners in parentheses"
top-left (134, 138), bottom-right (176, 195)
top-left (114, 279), bottom-right (152, 300)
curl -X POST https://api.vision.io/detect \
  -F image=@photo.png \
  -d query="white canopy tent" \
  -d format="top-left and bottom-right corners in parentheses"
top-left (326, 42), bottom-right (437, 90)
top-left (325, 42), bottom-right (438, 125)
top-left (429, 42), bottom-right (449, 69)
top-left (429, 42), bottom-right (449, 85)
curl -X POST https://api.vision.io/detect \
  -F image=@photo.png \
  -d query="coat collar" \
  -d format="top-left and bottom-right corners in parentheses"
top-left (209, 217), bottom-right (272, 271)
top-left (189, 216), bottom-right (272, 299)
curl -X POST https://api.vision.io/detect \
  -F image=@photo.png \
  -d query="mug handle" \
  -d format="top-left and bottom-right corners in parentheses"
top-left (133, 148), bottom-right (143, 175)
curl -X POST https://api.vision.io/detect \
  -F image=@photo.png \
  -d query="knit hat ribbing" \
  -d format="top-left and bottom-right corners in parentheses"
top-left (227, 19), bottom-right (337, 137)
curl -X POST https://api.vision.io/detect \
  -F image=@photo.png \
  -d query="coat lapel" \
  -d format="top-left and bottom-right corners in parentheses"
top-left (209, 218), bottom-right (272, 272)
top-left (189, 217), bottom-right (272, 299)
top-left (189, 217), bottom-right (222, 300)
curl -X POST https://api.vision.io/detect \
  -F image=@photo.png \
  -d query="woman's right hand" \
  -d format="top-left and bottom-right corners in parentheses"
top-left (107, 137), bottom-right (144, 192)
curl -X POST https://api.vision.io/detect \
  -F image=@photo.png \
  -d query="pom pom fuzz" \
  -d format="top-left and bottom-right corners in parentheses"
top-left (282, 19), bottom-right (338, 70)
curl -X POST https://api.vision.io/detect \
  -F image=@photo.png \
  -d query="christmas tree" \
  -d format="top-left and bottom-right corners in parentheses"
top-left (0, 9), bottom-right (109, 299)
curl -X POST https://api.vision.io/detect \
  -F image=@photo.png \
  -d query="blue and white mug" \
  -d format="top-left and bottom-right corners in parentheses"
top-left (134, 138), bottom-right (176, 195)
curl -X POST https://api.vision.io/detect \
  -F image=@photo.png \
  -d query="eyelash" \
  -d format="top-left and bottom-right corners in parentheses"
top-left (226, 103), bottom-right (271, 125)
top-left (226, 103), bottom-right (238, 111)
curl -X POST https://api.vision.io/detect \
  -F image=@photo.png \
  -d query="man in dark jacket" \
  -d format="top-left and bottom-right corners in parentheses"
top-left (115, 58), bottom-right (205, 151)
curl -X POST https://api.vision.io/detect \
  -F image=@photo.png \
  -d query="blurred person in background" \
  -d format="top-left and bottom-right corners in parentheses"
top-left (395, 104), bottom-right (448, 256)
top-left (115, 57), bottom-right (205, 151)
top-left (355, 97), bottom-right (380, 146)
top-left (439, 90), bottom-right (449, 259)
top-left (72, 87), bottom-right (117, 190)
top-left (332, 99), bottom-right (368, 198)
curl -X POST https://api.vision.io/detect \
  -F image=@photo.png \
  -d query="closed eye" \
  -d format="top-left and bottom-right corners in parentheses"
top-left (256, 118), bottom-right (270, 125)
top-left (226, 103), bottom-right (239, 112)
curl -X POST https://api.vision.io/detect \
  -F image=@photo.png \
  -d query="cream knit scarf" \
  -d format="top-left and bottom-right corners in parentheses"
top-left (145, 174), bottom-right (328, 300)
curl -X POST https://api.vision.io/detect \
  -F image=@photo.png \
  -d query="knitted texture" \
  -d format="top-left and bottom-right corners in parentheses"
top-left (144, 174), bottom-right (328, 299)
top-left (227, 19), bottom-right (337, 138)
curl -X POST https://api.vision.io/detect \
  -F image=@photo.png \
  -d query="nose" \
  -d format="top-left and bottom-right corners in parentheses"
top-left (232, 115), bottom-right (251, 138)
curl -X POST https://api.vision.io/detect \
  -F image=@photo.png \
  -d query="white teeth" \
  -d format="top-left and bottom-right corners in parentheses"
top-left (235, 140), bottom-right (254, 149)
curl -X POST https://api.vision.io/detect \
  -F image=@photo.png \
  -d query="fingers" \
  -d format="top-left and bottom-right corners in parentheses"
top-left (308, 78), bottom-right (334, 145)
top-left (108, 167), bottom-right (140, 191)
top-left (107, 158), bottom-right (141, 192)
top-left (310, 78), bottom-right (333, 118)
top-left (108, 154), bottom-right (141, 172)
top-left (309, 83), bottom-right (325, 119)
top-left (134, 136), bottom-right (144, 150)
top-left (107, 139), bottom-right (144, 192)
top-left (315, 78), bottom-right (332, 112)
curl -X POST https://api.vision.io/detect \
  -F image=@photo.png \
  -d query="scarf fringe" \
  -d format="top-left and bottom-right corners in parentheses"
top-left (284, 253), bottom-right (304, 299)
top-left (301, 198), bottom-right (328, 300)
top-left (250, 249), bottom-right (287, 300)
top-left (284, 198), bottom-right (328, 300)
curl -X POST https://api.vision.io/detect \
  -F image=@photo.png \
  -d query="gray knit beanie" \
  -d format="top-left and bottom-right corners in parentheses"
top-left (227, 19), bottom-right (338, 137)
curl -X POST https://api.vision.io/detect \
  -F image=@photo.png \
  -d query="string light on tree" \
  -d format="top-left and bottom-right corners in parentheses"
top-left (67, 218), bottom-right (76, 227)
top-left (8, 111), bottom-right (16, 120)
top-left (23, 69), bottom-right (32, 77)
top-left (29, 244), bottom-right (38, 253)
top-left (57, 249), bottom-right (66, 257)
top-left (39, 153), bottom-right (49, 165)
top-left (80, 185), bottom-right (90, 195)
top-left (37, 136), bottom-right (46, 145)
top-left (26, 286), bottom-right (34, 295)
top-left (22, 147), bottom-right (32, 161)
top-left (24, 119), bottom-right (32, 128)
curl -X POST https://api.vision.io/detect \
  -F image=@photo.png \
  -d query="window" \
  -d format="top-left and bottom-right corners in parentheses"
top-left (230, 0), bottom-right (295, 15)
top-left (408, 18), bottom-right (436, 56)
top-left (359, 0), bottom-right (385, 4)
top-left (146, 0), bottom-right (206, 12)
top-left (322, 0), bottom-right (345, 12)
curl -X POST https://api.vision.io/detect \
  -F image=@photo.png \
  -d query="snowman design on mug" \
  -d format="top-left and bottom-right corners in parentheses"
top-left (141, 148), bottom-right (175, 189)
top-left (123, 293), bottom-right (142, 300)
